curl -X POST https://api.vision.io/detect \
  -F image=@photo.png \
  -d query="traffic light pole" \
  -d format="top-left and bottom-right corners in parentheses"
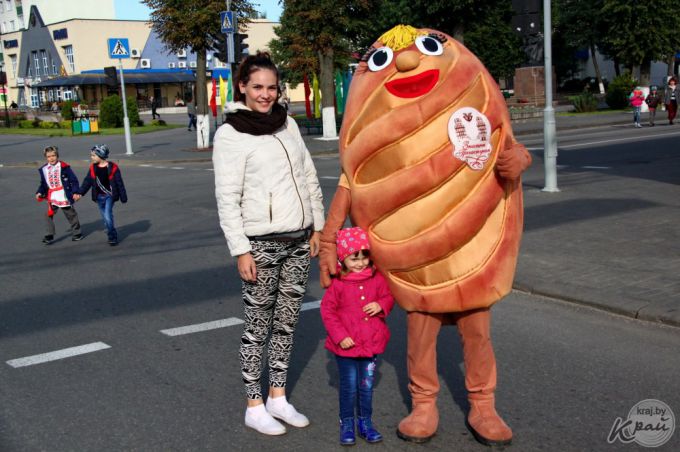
top-left (118, 59), bottom-right (133, 155)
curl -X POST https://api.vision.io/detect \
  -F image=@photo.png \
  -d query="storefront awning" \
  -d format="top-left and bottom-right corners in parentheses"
top-left (35, 70), bottom-right (196, 87)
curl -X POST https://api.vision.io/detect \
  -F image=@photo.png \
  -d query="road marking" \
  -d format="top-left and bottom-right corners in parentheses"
top-left (581, 165), bottom-right (611, 169)
top-left (320, 176), bottom-right (339, 180)
top-left (160, 317), bottom-right (244, 336)
top-left (6, 342), bottom-right (111, 368)
top-left (170, 167), bottom-right (185, 170)
top-left (301, 300), bottom-right (321, 311)
top-left (139, 164), bottom-right (152, 167)
top-left (153, 166), bottom-right (167, 169)
top-left (560, 131), bottom-right (680, 149)
top-left (205, 168), bottom-right (214, 171)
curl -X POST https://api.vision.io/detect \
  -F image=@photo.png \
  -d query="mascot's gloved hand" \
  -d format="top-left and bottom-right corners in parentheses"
top-left (495, 140), bottom-right (532, 180)
top-left (320, 186), bottom-right (351, 288)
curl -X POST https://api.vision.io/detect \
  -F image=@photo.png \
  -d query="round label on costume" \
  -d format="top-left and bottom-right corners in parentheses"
top-left (448, 107), bottom-right (492, 170)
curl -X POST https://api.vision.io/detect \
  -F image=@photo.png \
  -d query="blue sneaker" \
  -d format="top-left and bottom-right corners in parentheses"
top-left (358, 417), bottom-right (383, 443)
top-left (340, 417), bottom-right (355, 446)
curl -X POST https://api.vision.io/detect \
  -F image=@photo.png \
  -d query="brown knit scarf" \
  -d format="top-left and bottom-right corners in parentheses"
top-left (225, 103), bottom-right (288, 135)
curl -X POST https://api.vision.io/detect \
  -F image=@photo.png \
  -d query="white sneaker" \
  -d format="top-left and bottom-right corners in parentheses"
top-left (266, 396), bottom-right (310, 428)
top-left (245, 404), bottom-right (287, 435)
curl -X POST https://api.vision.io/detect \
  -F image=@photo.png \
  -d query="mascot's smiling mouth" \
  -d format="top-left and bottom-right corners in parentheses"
top-left (385, 69), bottom-right (440, 98)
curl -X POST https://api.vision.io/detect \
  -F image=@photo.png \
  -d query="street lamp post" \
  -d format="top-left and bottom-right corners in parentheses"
top-left (543, 0), bottom-right (559, 192)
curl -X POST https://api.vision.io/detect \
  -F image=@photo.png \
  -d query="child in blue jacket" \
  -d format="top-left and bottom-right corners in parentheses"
top-left (74, 145), bottom-right (127, 246)
top-left (35, 145), bottom-right (83, 244)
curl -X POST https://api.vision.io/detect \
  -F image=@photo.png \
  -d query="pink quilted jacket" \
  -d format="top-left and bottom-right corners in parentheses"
top-left (320, 268), bottom-right (395, 357)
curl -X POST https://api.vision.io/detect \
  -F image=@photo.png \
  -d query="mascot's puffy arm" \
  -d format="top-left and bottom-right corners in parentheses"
top-left (320, 25), bottom-right (531, 313)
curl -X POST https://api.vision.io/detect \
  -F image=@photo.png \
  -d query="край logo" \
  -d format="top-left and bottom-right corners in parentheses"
top-left (607, 399), bottom-right (675, 447)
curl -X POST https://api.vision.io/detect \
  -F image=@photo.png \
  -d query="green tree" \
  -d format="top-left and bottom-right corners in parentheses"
top-left (599, 0), bottom-right (680, 84)
top-left (99, 95), bottom-right (123, 128)
top-left (270, 0), bottom-right (376, 136)
top-left (126, 97), bottom-right (141, 126)
top-left (556, 0), bottom-right (606, 92)
top-left (143, 0), bottom-right (255, 146)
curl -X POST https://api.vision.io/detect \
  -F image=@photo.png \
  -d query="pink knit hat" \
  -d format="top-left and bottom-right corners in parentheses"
top-left (336, 227), bottom-right (370, 263)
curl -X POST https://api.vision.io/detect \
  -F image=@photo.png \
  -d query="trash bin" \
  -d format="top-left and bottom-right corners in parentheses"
top-left (81, 117), bottom-right (90, 133)
top-left (89, 116), bottom-right (99, 133)
top-left (72, 119), bottom-right (82, 135)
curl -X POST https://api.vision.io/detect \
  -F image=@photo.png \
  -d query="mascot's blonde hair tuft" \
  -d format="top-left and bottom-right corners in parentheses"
top-left (378, 24), bottom-right (426, 51)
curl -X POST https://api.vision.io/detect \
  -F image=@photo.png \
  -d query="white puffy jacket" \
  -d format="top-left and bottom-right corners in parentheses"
top-left (213, 104), bottom-right (325, 256)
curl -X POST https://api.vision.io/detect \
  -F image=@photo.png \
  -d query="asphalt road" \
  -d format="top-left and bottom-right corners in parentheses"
top-left (0, 125), bottom-right (679, 451)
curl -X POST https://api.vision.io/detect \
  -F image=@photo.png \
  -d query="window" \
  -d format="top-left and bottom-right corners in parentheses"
top-left (18, 17), bottom-right (23, 29)
top-left (32, 51), bottom-right (39, 76)
top-left (47, 89), bottom-right (53, 102)
top-left (30, 90), bottom-right (39, 108)
top-left (64, 45), bottom-right (74, 72)
top-left (41, 50), bottom-right (48, 76)
top-left (1, 23), bottom-right (5, 33)
top-left (0, 3), bottom-right (4, 12)
top-left (51, 57), bottom-right (56, 75)
top-left (9, 20), bottom-right (14, 31)
top-left (10, 54), bottom-right (16, 77)
top-left (63, 90), bottom-right (73, 100)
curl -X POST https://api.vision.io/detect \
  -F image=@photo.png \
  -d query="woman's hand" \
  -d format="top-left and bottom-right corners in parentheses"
top-left (309, 231), bottom-right (320, 257)
top-left (339, 337), bottom-right (355, 349)
top-left (237, 252), bottom-right (257, 282)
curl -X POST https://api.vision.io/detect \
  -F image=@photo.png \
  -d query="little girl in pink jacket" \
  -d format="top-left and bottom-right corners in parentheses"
top-left (320, 227), bottom-right (394, 446)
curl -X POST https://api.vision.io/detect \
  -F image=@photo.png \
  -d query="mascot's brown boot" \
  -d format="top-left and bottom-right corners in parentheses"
top-left (457, 308), bottom-right (512, 446)
top-left (467, 393), bottom-right (512, 446)
top-left (397, 312), bottom-right (444, 443)
top-left (397, 398), bottom-right (439, 443)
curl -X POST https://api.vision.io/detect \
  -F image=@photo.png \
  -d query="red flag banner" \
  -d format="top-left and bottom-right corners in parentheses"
top-left (210, 78), bottom-right (217, 117)
top-left (303, 74), bottom-right (312, 119)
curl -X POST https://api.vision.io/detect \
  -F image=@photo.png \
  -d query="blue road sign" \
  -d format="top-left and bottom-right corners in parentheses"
top-left (220, 11), bottom-right (236, 33)
top-left (108, 38), bottom-right (130, 59)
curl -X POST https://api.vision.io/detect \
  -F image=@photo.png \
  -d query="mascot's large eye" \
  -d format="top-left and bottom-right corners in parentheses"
top-left (367, 47), bottom-right (394, 71)
top-left (415, 36), bottom-right (443, 56)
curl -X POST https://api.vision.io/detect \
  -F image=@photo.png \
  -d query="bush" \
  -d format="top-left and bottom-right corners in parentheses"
top-left (32, 118), bottom-right (41, 128)
top-left (606, 72), bottom-right (636, 109)
top-left (60, 120), bottom-right (72, 129)
top-left (569, 91), bottom-right (598, 112)
top-left (99, 94), bottom-right (123, 128)
top-left (61, 100), bottom-right (75, 120)
top-left (18, 119), bottom-right (35, 128)
top-left (39, 121), bottom-right (58, 129)
top-left (126, 97), bottom-right (140, 127)
top-left (150, 119), bottom-right (166, 126)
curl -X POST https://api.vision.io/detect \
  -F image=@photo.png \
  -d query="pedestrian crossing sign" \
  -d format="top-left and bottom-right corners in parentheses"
top-left (220, 11), bottom-right (235, 33)
top-left (108, 38), bottom-right (130, 59)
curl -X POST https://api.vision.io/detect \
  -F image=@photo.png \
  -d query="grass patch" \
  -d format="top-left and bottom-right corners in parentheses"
top-left (0, 124), bottom-right (184, 136)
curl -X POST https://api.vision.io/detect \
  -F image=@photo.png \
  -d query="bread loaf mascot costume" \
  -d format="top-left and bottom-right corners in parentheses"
top-left (319, 25), bottom-right (532, 446)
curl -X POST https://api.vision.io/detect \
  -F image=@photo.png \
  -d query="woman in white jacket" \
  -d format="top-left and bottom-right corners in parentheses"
top-left (213, 53), bottom-right (325, 436)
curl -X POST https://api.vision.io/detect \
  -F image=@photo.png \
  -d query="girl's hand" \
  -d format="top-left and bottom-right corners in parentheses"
top-left (363, 302), bottom-right (382, 317)
top-left (237, 252), bottom-right (257, 282)
top-left (309, 231), bottom-right (320, 257)
top-left (339, 337), bottom-right (355, 349)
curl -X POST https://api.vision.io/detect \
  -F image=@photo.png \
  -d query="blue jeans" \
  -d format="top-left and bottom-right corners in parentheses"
top-left (633, 106), bottom-right (641, 123)
top-left (335, 355), bottom-right (377, 419)
top-left (96, 194), bottom-right (117, 241)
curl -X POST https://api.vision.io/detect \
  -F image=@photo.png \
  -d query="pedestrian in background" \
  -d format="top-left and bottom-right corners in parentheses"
top-left (213, 52), bottom-right (325, 436)
top-left (186, 99), bottom-right (197, 131)
top-left (35, 146), bottom-right (83, 244)
top-left (664, 77), bottom-right (679, 125)
top-left (74, 145), bottom-right (127, 246)
top-left (645, 85), bottom-right (661, 126)
top-left (629, 87), bottom-right (645, 128)
top-left (150, 96), bottom-right (160, 120)
top-left (320, 227), bottom-right (394, 446)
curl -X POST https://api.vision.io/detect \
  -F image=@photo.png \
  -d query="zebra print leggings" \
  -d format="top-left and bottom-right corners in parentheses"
top-left (240, 239), bottom-right (311, 400)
